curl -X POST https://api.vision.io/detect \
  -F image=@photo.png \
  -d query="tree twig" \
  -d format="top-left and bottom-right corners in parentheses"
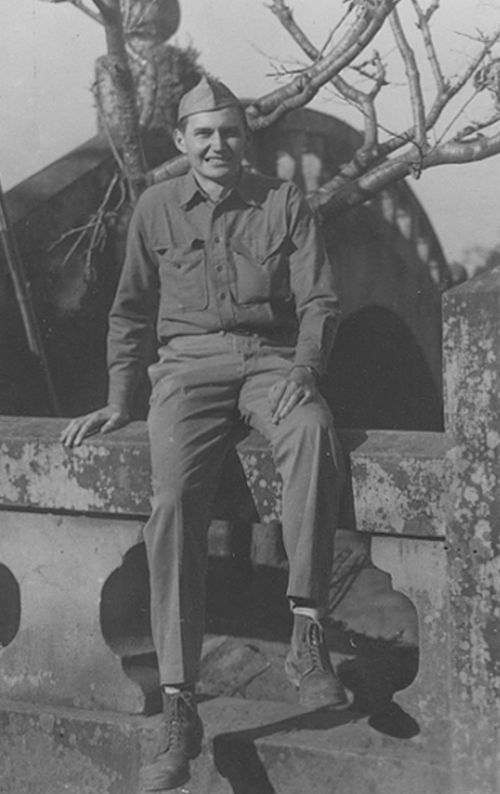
top-left (267, 1), bottom-right (387, 173)
top-left (453, 112), bottom-right (500, 141)
top-left (410, 0), bottom-right (444, 94)
top-left (48, 171), bottom-right (126, 280)
top-left (249, 0), bottom-right (400, 127)
top-left (69, 0), bottom-right (103, 24)
top-left (389, 6), bottom-right (427, 156)
top-left (380, 24), bottom-right (500, 157)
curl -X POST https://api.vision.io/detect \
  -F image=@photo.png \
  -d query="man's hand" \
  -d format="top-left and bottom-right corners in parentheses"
top-left (269, 366), bottom-right (318, 424)
top-left (60, 405), bottom-right (130, 448)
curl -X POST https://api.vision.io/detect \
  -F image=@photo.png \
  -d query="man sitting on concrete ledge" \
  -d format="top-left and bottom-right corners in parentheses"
top-left (61, 75), bottom-right (347, 792)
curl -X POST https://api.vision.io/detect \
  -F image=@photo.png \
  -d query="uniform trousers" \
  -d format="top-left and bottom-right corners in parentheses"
top-left (144, 331), bottom-right (345, 684)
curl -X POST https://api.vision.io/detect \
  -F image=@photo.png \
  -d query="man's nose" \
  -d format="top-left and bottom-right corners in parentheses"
top-left (210, 131), bottom-right (225, 150)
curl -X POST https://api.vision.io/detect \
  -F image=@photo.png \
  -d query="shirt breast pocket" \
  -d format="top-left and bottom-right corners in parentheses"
top-left (231, 232), bottom-right (291, 305)
top-left (155, 243), bottom-right (208, 313)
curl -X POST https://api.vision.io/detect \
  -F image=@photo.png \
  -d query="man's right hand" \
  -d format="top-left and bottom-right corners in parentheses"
top-left (60, 405), bottom-right (130, 448)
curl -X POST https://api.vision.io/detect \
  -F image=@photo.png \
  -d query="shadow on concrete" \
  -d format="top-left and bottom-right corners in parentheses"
top-left (213, 707), bottom-right (355, 794)
top-left (97, 534), bottom-right (420, 726)
top-left (336, 637), bottom-right (419, 738)
top-left (212, 697), bottom-right (418, 793)
top-left (0, 562), bottom-right (21, 648)
top-left (212, 691), bottom-right (419, 792)
top-left (100, 543), bottom-right (162, 715)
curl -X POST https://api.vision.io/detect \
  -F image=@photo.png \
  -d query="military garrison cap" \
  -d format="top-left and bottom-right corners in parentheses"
top-left (177, 76), bottom-right (242, 123)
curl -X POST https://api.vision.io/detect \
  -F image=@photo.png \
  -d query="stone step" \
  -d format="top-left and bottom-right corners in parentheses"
top-left (0, 695), bottom-right (449, 794)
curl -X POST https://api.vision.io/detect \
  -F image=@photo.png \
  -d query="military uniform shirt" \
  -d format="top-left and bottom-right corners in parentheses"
top-left (107, 169), bottom-right (341, 410)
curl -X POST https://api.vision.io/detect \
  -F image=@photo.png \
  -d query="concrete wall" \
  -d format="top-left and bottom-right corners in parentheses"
top-left (0, 266), bottom-right (499, 792)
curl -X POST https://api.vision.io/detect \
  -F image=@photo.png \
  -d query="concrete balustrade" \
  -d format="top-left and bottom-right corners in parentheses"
top-left (0, 266), bottom-right (499, 793)
top-left (0, 418), bottom-right (445, 716)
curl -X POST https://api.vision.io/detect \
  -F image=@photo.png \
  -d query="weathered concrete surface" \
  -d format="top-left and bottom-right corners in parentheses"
top-left (0, 696), bottom-right (449, 794)
top-left (346, 429), bottom-right (449, 537)
top-left (0, 510), bottom-right (425, 719)
top-left (0, 417), bottom-right (152, 516)
top-left (0, 417), bottom-right (449, 537)
top-left (371, 536), bottom-right (449, 742)
top-left (0, 699), bottom-right (148, 794)
top-left (0, 511), bottom-right (154, 714)
top-left (443, 266), bottom-right (500, 794)
top-left (0, 416), bottom-right (448, 721)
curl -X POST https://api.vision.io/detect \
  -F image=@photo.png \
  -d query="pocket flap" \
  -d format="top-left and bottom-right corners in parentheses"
top-left (232, 231), bottom-right (287, 263)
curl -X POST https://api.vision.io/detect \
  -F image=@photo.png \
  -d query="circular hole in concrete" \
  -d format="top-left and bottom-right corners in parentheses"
top-left (0, 563), bottom-right (21, 647)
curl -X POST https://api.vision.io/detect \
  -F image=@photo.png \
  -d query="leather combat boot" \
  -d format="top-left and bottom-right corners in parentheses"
top-left (140, 689), bottom-right (203, 792)
top-left (285, 615), bottom-right (349, 710)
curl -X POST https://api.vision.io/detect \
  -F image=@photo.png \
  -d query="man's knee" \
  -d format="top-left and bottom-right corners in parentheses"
top-left (286, 400), bottom-right (334, 436)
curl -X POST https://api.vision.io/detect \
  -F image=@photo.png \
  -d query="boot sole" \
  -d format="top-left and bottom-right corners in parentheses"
top-left (139, 767), bottom-right (189, 793)
top-left (140, 724), bottom-right (202, 792)
top-left (285, 656), bottom-right (350, 710)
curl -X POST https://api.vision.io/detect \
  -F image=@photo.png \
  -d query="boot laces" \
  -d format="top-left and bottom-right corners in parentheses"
top-left (164, 691), bottom-right (195, 749)
top-left (305, 620), bottom-right (329, 672)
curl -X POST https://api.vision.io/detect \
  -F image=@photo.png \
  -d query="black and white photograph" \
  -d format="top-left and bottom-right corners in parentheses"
top-left (0, 2), bottom-right (499, 792)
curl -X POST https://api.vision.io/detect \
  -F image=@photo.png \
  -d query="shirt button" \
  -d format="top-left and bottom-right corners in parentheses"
top-left (214, 236), bottom-right (221, 243)
top-left (219, 292), bottom-right (226, 300)
top-left (215, 264), bottom-right (223, 272)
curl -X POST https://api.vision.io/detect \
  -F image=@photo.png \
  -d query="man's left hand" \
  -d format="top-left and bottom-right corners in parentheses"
top-left (269, 366), bottom-right (318, 424)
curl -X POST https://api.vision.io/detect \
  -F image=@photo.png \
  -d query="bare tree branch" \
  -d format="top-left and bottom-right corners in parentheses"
top-left (267, 0), bottom-right (390, 191)
top-left (248, 0), bottom-right (400, 128)
top-left (148, 154), bottom-right (190, 186)
top-left (380, 24), bottom-right (500, 157)
top-left (72, 0), bottom-right (103, 23)
top-left (314, 124), bottom-right (500, 219)
top-left (389, 6), bottom-right (427, 153)
top-left (40, 0), bottom-right (103, 20)
top-left (454, 113), bottom-right (500, 141)
top-left (96, 0), bottom-right (148, 200)
top-left (90, 0), bottom-right (117, 21)
top-left (44, 0), bottom-right (500, 222)
top-left (410, 0), bottom-right (444, 94)
top-left (268, 0), bottom-right (384, 157)
top-left (48, 171), bottom-right (126, 281)
top-left (92, 82), bottom-right (127, 175)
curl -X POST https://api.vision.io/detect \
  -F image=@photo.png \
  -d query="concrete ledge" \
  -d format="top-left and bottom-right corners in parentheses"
top-left (0, 416), bottom-right (449, 717)
top-left (0, 696), bottom-right (449, 794)
top-left (0, 416), bottom-right (449, 538)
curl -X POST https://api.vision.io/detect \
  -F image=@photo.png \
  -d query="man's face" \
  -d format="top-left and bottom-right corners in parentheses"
top-left (174, 106), bottom-right (247, 188)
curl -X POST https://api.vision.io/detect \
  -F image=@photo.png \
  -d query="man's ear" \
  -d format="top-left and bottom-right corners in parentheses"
top-left (173, 128), bottom-right (187, 154)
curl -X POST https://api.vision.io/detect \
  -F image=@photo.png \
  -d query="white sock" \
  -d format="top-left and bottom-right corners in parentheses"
top-left (292, 606), bottom-right (321, 622)
top-left (162, 683), bottom-right (195, 695)
top-left (162, 685), bottom-right (181, 695)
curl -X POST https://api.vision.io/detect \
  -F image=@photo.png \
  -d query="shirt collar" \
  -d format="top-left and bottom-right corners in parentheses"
top-left (178, 171), bottom-right (207, 209)
top-left (179, 168), bottom-right (262, 209)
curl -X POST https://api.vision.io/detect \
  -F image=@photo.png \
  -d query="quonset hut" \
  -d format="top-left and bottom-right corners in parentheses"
top-left (1, 107), bottom-right (450, 429)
